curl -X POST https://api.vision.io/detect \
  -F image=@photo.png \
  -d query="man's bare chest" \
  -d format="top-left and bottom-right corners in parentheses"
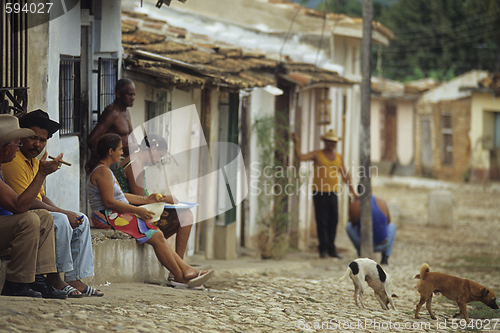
top-left (110, 113), bottom-right (133, 135)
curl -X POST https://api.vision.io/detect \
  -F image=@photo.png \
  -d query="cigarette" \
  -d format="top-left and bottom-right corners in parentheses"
top-left (49, 155), bottom-right (71, 166)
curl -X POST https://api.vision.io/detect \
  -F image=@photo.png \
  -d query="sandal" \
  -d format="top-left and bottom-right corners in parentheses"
top-left (187, 269), bottom-right (214, 288)
top-left (82, 286), bottom-right (104, 297)
top-left (168, 281), bottom-right (203, 290)
top-left (61, 285), bottom-right (84, 298)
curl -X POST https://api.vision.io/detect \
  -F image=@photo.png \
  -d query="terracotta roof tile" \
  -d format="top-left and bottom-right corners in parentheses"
top-left (139, 41), bottom-right (196, 54)
top-left (121, 11), bottom-right (353, 90)
top-left (122, 30), bottom-right (165, 45)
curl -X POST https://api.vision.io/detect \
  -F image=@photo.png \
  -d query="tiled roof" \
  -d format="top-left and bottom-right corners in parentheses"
top-left (122, 11), bottom-right (354, 91)
top-left (478, 72), bottom-right (500, 96)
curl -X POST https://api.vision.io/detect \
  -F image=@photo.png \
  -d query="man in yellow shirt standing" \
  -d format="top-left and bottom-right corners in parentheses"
top-left (293, 129), bottom-right (358, 258)
top-left (2, 110), bottom-right (102, 297)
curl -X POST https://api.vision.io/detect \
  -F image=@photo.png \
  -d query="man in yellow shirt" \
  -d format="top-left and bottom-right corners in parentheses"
top-left (2, 110), bottom-right (102, 297)
top-left (293, 129), bottom-right (358, 259)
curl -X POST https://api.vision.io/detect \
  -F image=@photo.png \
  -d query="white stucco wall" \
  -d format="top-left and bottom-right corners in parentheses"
top-left (246, 88), bottom-right (276, 249)
top-left (95, 2), bottom-right (122, 53)
top-left (370, 99), bottom-right (382, 163)
top-left (34, 1), bottom-right (123, 213)
top-left (43, 4), bottom-right (82, 213)
top-left (396, 100), bottom-right (414, 166)
top-left (128, 80), bottom-right (148, 128)
top-left (470, 92), bottom-right (500, 170)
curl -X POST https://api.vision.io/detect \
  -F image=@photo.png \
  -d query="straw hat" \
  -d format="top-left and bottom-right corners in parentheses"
top-left (321, 129), bottom-right (341, 142)
top-left (0, 115), bottom-right (35, 144)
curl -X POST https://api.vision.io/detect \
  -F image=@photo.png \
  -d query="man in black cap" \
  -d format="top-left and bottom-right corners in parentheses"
top-left (2, 110), bottom-right (102, 297)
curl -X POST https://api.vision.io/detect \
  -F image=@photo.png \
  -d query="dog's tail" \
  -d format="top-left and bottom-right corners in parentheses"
top-left (339, 266), bottom-right (351, 282)
top-left (415, 263), bottom-right (430, 280)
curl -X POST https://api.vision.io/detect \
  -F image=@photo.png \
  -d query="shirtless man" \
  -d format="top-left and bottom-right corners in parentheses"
top-left (88, 78), bottom-right (136, 157)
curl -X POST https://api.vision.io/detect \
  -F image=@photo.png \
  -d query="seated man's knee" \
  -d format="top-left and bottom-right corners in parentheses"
top-left (19, 211), bottom-right (41, 231)
top-left (50, 212), bottom-right (72, 230)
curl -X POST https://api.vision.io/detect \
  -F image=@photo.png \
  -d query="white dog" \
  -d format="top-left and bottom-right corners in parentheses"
top-left (339, 258), bottom-right (396, 310)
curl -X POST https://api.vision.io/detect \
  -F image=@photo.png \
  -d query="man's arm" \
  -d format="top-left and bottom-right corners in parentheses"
top-left (0, 152), bottom-right (62, 213)
top-left (292, 133), bottom-right (317, 162)
top-left (87, 107), bottom-right (118, 150)
top-left (124, 162), bottom-right (146, 196)
top-left (30, 196), bottom-right (81, 228)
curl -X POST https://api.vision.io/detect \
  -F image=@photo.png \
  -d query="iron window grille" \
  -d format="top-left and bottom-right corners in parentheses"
top-left (94, 57), bottom-right (118, 126)
top-left (441, 114), bottom-right (453, 166)
top-left (59, 56), bottom-right (81, 136)
top-left (1, 0), bottom-right (28, 115)
top-left (145, 89), bottom-right (172, 163)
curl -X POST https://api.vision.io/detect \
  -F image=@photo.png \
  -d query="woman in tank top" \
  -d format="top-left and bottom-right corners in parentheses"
top-left (86, 134), bottom-right (213, 288)
top-left (293, 129), bottom-right (358, 259)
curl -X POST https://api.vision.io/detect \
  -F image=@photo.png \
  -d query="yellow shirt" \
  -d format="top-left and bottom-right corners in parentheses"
top-left (2, 151), bottom-right (45, 201)
top-left (313, 150), bottom-right (342, 193)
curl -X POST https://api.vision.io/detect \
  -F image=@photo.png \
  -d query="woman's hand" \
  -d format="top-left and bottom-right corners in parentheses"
top-left (136, 207), bottom-right (154, 220)
top-left (151, 193), bottom-right (179, 204)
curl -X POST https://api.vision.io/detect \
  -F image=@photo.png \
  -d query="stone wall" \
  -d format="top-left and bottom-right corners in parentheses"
top-left (415, 98), bottom-right (471, 182)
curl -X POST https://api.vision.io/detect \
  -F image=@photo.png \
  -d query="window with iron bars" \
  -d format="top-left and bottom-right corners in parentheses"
top-left (94, 57), bottom-right (118, 127)
top-left (1, 0), bottom-right (28, 115)
top-left (145, 89), bottom-right (172, 162)
top-left (59, 56), bottom-right (81, 136)
top-left (441, 114), bottom-right (453, 166)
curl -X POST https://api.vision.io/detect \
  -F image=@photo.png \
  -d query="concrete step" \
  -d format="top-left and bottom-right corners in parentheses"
top-left (1, 229), bottom-right (313, 290)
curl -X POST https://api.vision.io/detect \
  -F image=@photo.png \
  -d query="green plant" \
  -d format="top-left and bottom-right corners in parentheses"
top-left (252, 114), bottom-right (301, 259)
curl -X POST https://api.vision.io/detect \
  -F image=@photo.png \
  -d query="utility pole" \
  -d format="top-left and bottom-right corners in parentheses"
top-left (360, 0), bottom-right (373, 259)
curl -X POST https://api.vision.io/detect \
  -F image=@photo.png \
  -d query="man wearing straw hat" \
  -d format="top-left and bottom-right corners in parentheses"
top-left (0, 114), bottom-right (63, 297)
top-left (293, 129), bottom-right (358, 259)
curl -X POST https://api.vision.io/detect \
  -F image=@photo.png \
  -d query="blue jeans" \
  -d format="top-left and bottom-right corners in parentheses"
top-left (50, 212), bottom-right (94, 282)
top-left (346, 222), bottom-right (397, 256)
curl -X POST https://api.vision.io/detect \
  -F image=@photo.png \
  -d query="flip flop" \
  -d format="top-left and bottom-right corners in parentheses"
top-left (168, 265), bottom-right (212, 281)
top-left (82, 286), bottom-right (104, 297)
top-left (187, 269), bottom-right (214, 288)
top-left (168, 281), bottom-right (203, 290)
top-left (61, 285), bottom-right (84, 298)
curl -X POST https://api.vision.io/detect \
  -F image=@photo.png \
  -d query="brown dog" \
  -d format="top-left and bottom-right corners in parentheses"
top-left (414, 263), bottom-right (498, 323)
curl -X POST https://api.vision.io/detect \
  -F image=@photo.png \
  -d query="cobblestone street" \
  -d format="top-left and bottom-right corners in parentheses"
top-left (1, 179), bottom-right (499, 332)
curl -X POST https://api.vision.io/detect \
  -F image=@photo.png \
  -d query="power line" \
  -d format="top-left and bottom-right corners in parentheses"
top-left (279, 6), bottom-right (302, 66)
top-left (314, 0), bottom-right (328, 66)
